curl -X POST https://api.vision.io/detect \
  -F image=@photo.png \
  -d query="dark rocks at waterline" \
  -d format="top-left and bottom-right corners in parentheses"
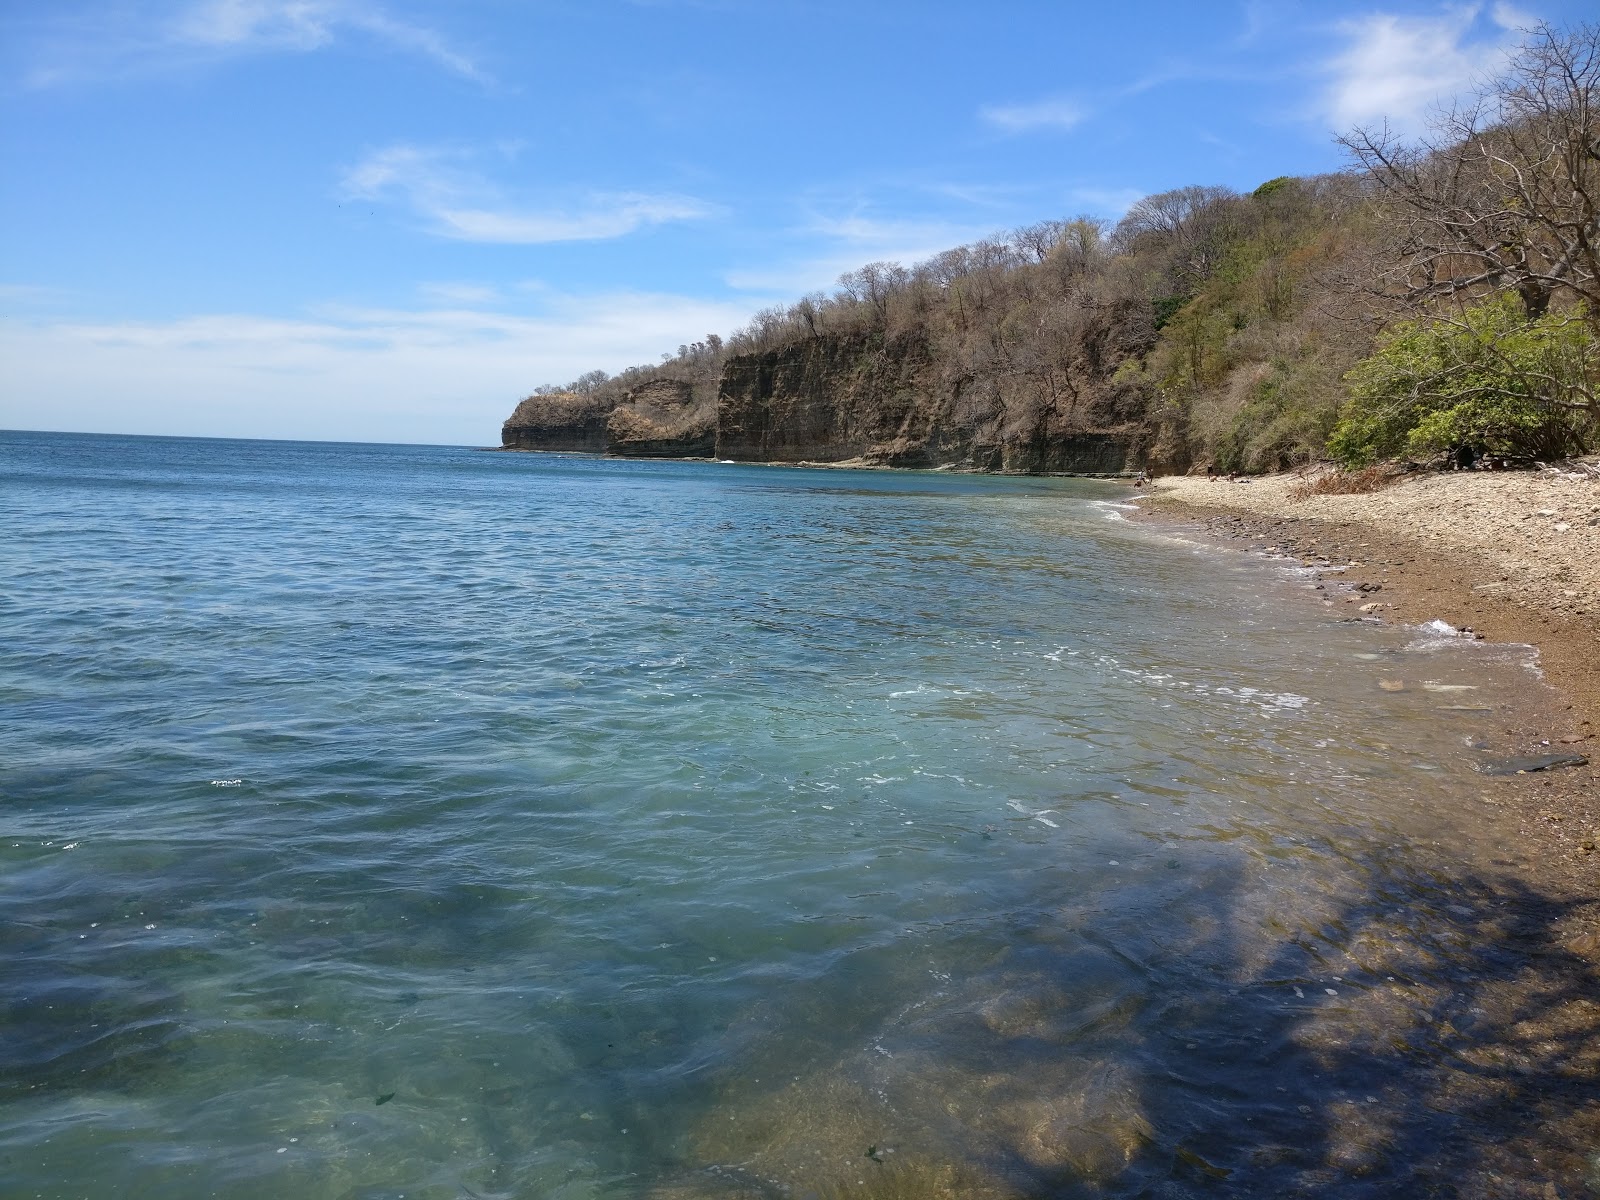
top-left (1480, 753), bottom-right (1590, 776)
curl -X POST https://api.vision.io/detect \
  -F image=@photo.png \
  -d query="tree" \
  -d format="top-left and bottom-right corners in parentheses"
top-left (1113, 185), bottom-right (1241, 286)
top-left (837, 262), bottom-right (909, 325)
top-left (1329, 293), bottom-right (1598, 463)
top-left (1341, 22), bottom-right (1600, 326)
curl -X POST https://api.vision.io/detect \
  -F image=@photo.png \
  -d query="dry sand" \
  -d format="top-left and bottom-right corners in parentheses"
top-left (1150, 469), bottom-right (1600, 622)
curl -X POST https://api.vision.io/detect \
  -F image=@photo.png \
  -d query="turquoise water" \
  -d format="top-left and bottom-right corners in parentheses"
top-left (0, 432), bottom-right (1562, 1198)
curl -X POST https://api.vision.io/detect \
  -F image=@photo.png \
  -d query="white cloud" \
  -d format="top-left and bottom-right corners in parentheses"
top-left (1062, 187), bottom-right (1145, 218)
top-left (23, 0), bottom-right (487, 87)
top-left (416, 281), bottom-right (503, 305)
top-left (432, 196), bottom-right (714, 243)
top-left (1322, 4), bottom-right (1527, 133)
top-left (177, 0), bottom-right (488, 79)
top-left (979, 97), bottom-right (1085, 135)
top-left (0, 292), bottom-right (760, 445)
top-left (342, 145), bottom-right (715, 244)
top-left (724, 212), bottom-right (1002, 294)
top-left (175, 0), bottom-right (337, 50)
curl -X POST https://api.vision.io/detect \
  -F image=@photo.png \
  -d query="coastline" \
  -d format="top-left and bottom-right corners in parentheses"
top-left (1134, 470), bottom-right (1599, 901)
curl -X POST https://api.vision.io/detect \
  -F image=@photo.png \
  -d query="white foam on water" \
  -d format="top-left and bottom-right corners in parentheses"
top-left (1006, 798), bottom-right (1060, 827)
top-left (1087, 500), bottom-right (1139, 522)
top-left (888, 682), bottom-right (978, 700)
top-left (1400, 620), bottom-right (1542, 677)
top-left (1051, 645), bottom-right (1312, 714)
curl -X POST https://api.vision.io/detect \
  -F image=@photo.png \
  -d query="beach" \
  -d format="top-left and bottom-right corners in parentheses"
top-left (1137, 467), bottom-right (1600, 900)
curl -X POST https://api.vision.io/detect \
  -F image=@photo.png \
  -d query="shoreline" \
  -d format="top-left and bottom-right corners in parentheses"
top-left (494, 445), bottom-right (1140, 478)
top-left (1133, 471), bottom-right (1599, 902)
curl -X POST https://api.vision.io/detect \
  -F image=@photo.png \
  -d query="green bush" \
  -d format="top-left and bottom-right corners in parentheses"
top-left (1210, 366), bottom-right (1342, 472)
top-left (1330, 295), bottom-right (1598, 464)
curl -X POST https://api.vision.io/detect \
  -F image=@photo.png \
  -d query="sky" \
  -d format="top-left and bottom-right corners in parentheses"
top-left (1, 0), bottom-right (1593, 446)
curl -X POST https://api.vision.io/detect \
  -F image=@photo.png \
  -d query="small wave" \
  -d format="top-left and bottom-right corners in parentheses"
top-left (1007, 799), bottom-right (1059, 827)
top-left (889, 682), bottom-right (975, 699)
top-left (1064, 648), bottom-right (1310, 713)
top-left (1087, 500), bottom-right (1139, 522)
top-left (209, 779), bottom-right (243, 787)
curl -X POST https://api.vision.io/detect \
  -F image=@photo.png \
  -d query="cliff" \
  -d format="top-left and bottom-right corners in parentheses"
top-left (502, 392), bottom-right (612, 453)
top-left (503, 173), bottom-right (1384, 475)
top-left (715, 329), bottom-right (1142, 472)
top-left (606, 378), bottom-right (715, 458)
top-left (503, 377), bottom-right (716, 458)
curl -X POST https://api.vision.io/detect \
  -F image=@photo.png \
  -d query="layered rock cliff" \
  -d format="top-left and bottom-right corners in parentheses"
top-left (502, 327), bottom-right (1149, 473)
top-left (715, 324), bottom-right (1147, 473)
top-left (605, 378), bottom-right (715, 458)
top-left (504, 378), bottom-right (716, 458)
top-left (502, 392), bottom-right (612, 453)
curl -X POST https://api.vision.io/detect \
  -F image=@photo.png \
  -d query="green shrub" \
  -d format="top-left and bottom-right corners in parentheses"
top-left (1330, 295), bottom-right (1598, 464)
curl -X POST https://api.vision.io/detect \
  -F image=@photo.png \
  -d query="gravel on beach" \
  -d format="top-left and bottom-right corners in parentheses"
top-left (1148, 470), bottom-right (1600, 623)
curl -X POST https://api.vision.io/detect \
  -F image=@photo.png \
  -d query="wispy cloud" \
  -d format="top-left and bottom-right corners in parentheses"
top-left (1321, 3), bottom-right (1530, 133)
top-left (416, 281), bottom-right (503, 305)
top-left (341, 144), bottom-right (716, 244)
top-left (0, 282), bottom-right (75, 311)
top-left (724, 211), bottom-right (1003, 294)
top-left (1064, 187), bottom-right (1145, 218)
top-left (979, 96), bottom-right (1086, 135)
top-left (22, 0), bottom-right (488, 87)
top-left (0, 290), bottom-right (759, 445)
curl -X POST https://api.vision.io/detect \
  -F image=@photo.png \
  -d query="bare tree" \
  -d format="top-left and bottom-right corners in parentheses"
top-left (1341, 22), bottom-right (1600, 326)
top-left (837, 262), bottom-right (909, 325)
top-left (1012, 220), bottom-right (1068, 263)
top-left (1047, 216), bottom-right (1109, 276)
top-left (1114, 186), bottom-right (1241, 286)
top-left (1116, 186), bottom-right (1233, 241)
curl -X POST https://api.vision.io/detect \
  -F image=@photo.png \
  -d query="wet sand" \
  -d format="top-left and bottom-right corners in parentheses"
top-left (1120, 472), bottom-right (1600, 1198)
top-left (1136, 471), bottom-right (1598, 892)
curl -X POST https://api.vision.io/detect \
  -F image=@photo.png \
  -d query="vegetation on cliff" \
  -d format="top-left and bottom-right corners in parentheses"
top-left (506, 22), bottom-right (1599, 473)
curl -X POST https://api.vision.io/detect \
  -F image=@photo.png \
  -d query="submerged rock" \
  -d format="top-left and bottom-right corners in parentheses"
top-left (1479, 753), bottom-right (1589, 776)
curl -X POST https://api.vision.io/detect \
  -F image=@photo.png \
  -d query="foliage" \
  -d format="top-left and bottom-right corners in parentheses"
top-left (1330, 294), bottom-right (1599, 464)
top-left (1286, 464), bottom-right (1396, 500)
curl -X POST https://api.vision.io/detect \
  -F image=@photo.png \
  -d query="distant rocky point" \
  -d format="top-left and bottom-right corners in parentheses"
top-left (502, 327), bottom-right (1137, 474)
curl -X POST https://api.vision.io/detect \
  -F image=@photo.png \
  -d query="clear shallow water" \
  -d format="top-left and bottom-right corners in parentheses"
top-left (0, 432), bottom-right (1568, 1198)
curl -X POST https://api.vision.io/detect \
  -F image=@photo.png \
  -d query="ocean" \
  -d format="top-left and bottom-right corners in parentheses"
top-left (0, 431), bottom-right (1559, 1198)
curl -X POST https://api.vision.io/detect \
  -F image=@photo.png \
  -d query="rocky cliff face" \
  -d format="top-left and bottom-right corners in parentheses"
top-left (502, 379), bottom-right (716, 457)
top-left (715, 332), bottom-right (940, 465)
top-left (504, 326), bottom-right (1148, 474)
top-left (606, 379), bottom-right (716, 458)
top-left (715, 329), bottom-right (1144, 473)
top-left (502, 393), bottom-right (612, 453)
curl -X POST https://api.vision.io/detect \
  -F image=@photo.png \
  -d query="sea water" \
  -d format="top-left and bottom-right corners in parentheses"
top-left (0, 432), bottom-right (1569, 1198)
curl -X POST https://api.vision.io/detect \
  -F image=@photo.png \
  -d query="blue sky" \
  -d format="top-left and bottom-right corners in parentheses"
top-left (2, 0), bottom-right (1592, 444)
